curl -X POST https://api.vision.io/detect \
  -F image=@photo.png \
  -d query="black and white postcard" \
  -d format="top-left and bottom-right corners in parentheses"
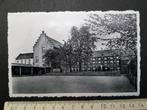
top-left (8, 11), bottom-right (140, 97)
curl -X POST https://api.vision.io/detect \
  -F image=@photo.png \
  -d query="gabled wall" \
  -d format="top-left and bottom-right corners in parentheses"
top-left (33, 31), bottom-right (62, 67)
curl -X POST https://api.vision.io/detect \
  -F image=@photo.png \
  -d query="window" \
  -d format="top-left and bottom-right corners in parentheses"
top-left (116, 56), bottom-right (119, 59)
top-left (42, 47), bottom-right (46, 53)
top-left (35, 56), bottom-right (39, 63)
top-left (21, 59), bottom-right (23, 64)
top-left (110, 57), bottom-right (113, 60)
top-left (117, 67), bottom-right (120, 70)
top-left (116, 60), bottom-right (119, 63)
top-left (28, 59), bottom-right (30, 64)
top-left (110, 61), bottom-right (113, 63)
top-left (93, 58), bottom-right (95, 61)
top-left (82, 68), bottom-right (85, 71)
top-left (104, 57), bottom-right (107, 60)
top-left (104, 61), bottom-right (107, 63)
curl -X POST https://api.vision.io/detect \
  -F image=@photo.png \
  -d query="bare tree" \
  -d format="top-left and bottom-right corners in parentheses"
top-left (86, 13), bottom-right (137, 58)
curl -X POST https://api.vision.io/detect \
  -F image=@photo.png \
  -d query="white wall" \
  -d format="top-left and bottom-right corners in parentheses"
top-left (16, 58), bottom-right (33, 65)
top-left (33, 32), bottom-right (54, 67)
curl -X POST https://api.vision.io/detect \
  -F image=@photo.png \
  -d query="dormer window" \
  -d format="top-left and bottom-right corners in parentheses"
top-left (42, 31), bottom-right (44, 33)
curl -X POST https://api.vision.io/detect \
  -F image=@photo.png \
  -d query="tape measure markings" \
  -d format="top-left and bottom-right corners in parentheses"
top-left (4, 99), bottom-right (147, 110)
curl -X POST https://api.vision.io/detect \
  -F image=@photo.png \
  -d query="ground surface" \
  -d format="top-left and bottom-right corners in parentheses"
top-left (12, 75), bottom-right (136, 93)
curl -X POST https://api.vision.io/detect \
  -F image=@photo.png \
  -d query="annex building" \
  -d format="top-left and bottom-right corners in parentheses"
top-left (15, 53), bottom-right (33, 65)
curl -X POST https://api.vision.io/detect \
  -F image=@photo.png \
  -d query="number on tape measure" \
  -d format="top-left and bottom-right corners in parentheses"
top-left (4, 99), bottom-right (147, 110)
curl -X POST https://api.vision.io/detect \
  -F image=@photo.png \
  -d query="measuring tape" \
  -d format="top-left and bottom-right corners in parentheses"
top-left (4, 99), bottom-right (147, 110)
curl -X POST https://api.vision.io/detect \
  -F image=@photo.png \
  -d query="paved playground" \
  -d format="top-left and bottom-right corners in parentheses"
top-left (12, 75), bottom-right (136, 93)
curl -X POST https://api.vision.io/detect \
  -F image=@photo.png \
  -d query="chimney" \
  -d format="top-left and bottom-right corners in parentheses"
top-left (41, 30), bottom-right (46, 36)
top-left (42, 30), bottom-right (45, 34)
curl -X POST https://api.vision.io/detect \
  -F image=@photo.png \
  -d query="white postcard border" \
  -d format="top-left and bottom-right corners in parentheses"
top-left (8, 10), bottom-right (141, 97)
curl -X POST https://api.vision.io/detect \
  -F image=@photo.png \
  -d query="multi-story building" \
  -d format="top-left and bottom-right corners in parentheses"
top-left (15, 53), bottom-right (33, 65)
top-left (72, 50), bottom-right (121, 72)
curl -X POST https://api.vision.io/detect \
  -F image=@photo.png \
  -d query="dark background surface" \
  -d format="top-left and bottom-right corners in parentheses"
top-left (0, 0), bottom-right (147, 109)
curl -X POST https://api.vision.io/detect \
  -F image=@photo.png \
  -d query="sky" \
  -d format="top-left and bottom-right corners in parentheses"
top-left (8, 12), bottom-right (91, 63)
top-left (8, 11), bottom-right (122, 63)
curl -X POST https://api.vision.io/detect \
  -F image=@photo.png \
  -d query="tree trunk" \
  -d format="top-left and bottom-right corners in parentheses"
top-left (69, 64), bottom-right (72, 72)
top-left (79, 61), bottom-right (82, 72)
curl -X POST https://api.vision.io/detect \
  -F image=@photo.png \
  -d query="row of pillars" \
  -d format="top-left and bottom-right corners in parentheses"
top-left (18, 67), bottom-right (34, 76)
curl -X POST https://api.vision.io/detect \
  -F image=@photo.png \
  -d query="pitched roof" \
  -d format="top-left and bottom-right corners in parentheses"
top-left (16, 53), bottom-right (33, 60)
top-left (93, 49), bottom-right (135, 58)
top-left (46, 35), bottom-right (63, 47)
top-left (93, 50), bottom-right (116, 57)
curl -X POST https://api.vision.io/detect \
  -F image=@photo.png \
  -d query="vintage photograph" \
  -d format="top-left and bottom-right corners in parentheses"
top-left (8, 11), bottom-right (140, 97)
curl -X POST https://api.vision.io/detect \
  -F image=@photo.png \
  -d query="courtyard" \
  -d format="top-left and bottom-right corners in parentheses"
top-left (12, 75), bottom-right (136, 93)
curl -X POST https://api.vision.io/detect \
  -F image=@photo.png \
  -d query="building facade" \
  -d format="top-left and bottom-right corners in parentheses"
top-left (33, 31), bottom-right (63, 67)
top-left (15, 53), bottom-right (33, 65)
top-left (72, 50), bottom-right (121, 72)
